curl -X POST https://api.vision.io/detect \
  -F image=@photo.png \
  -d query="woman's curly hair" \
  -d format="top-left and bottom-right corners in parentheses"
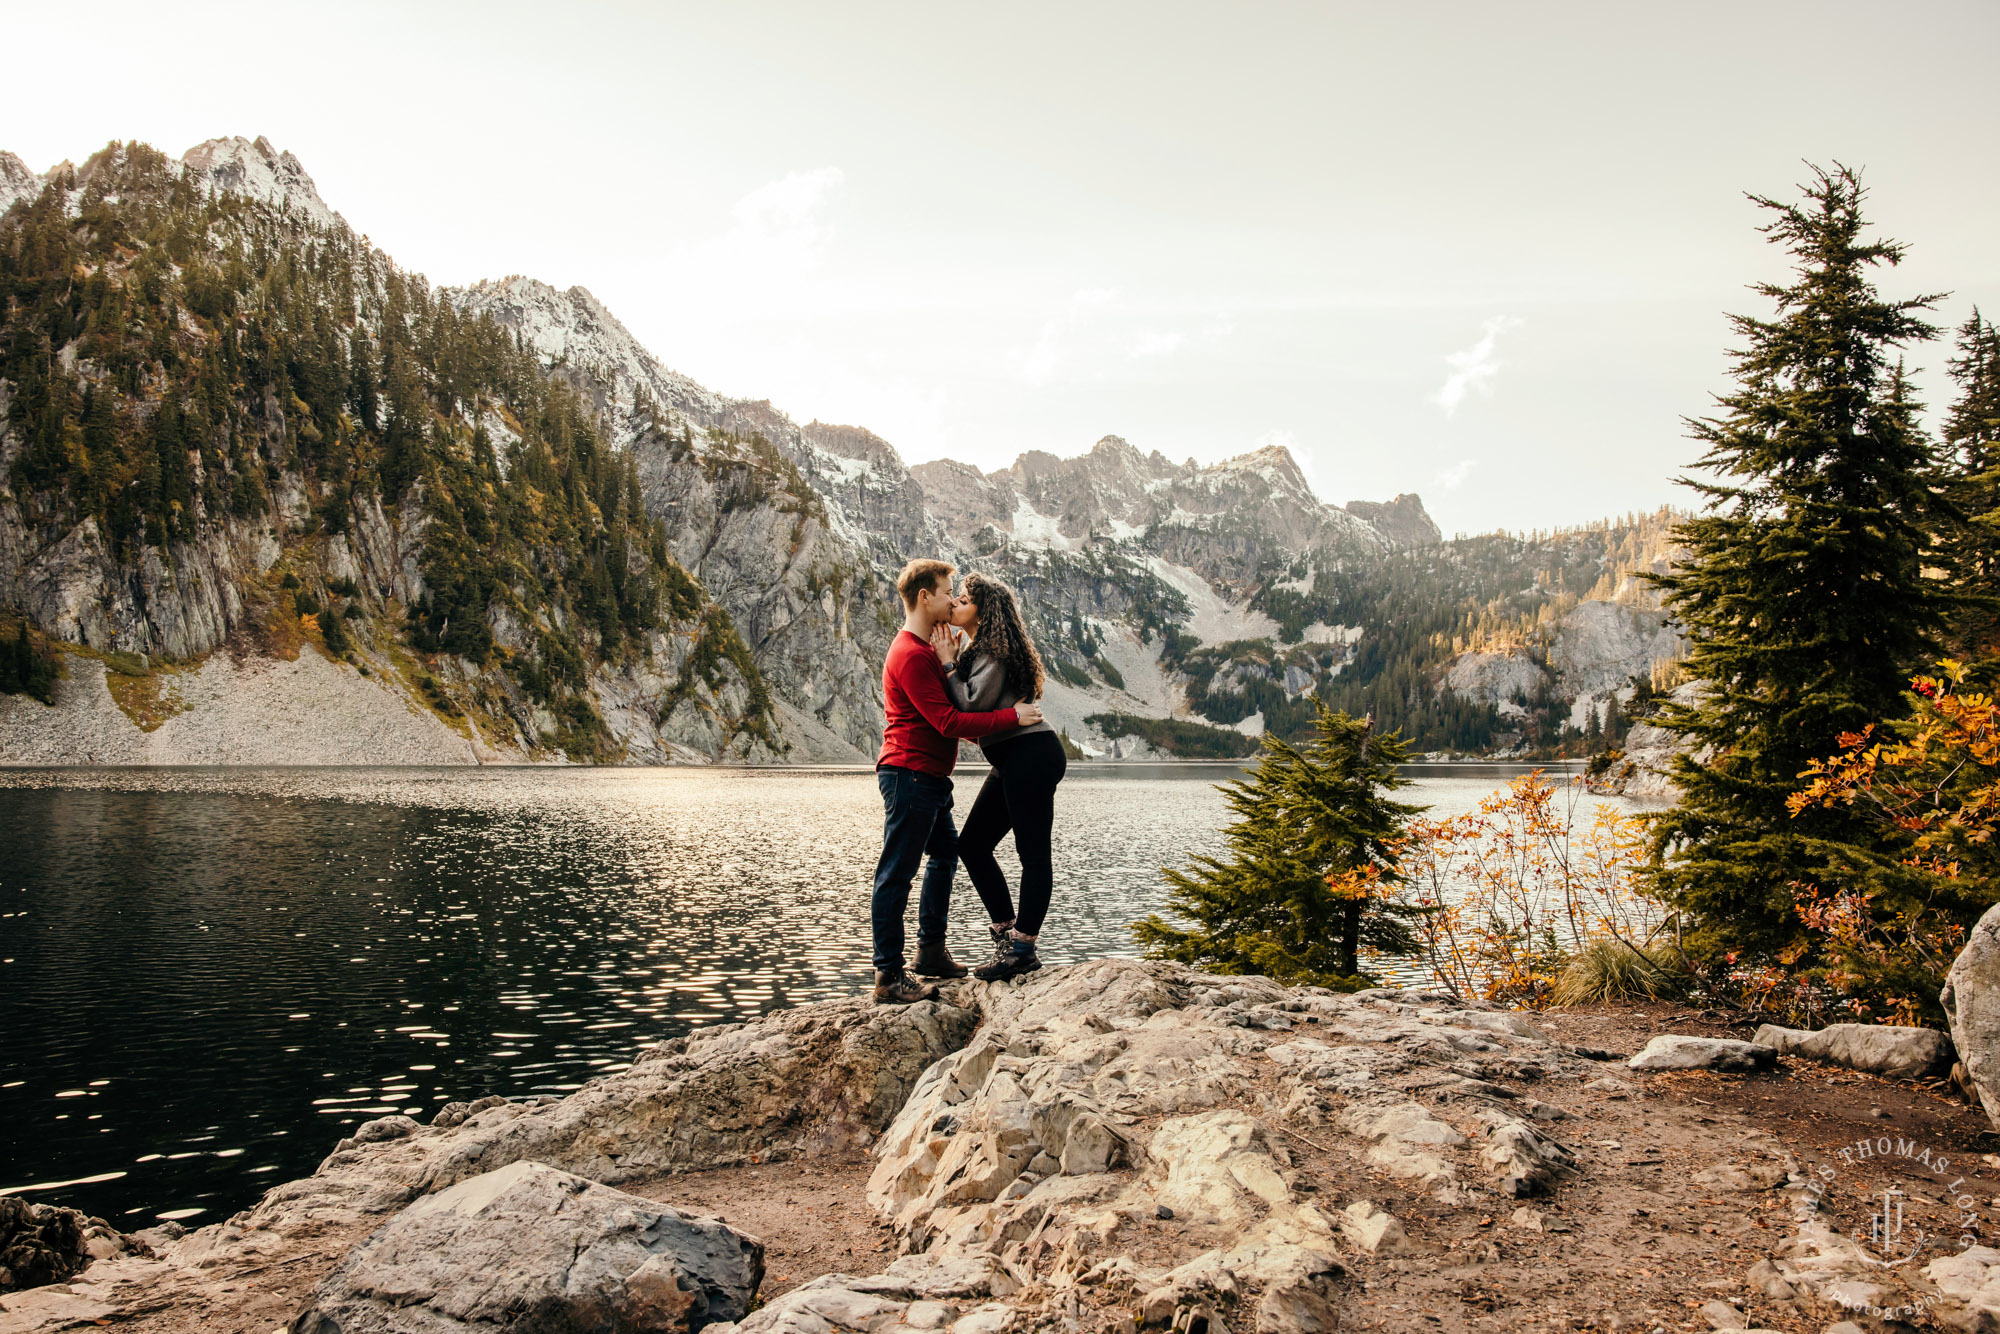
top-left (960, 572), bottom-right (1045, 702)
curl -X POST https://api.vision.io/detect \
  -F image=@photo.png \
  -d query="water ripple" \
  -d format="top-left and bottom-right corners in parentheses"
top-left (0, 762), bottom-right (1593, 1220)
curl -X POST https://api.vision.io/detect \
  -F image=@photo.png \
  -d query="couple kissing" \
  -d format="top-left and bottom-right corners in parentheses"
top-left (870, 558), bottom-right (1069, 1004)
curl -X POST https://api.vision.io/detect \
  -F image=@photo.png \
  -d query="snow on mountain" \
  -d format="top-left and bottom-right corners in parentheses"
top-left (180, 136), bottom-right (340, 231)
top-left (912, 434), bottom-right (1417, 601)
top-left (0, 151), bottom-right (43, 214)
top-left (1145, 556), bottom-right (1281, 644)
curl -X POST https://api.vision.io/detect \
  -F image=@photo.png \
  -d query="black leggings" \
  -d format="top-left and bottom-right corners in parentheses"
top-left (959, 731), bottom-right (1068, 937)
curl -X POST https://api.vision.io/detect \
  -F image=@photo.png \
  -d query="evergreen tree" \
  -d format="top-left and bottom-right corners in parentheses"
top-left (1134, 705), bottom-right (1423, 985)
top-left (1647, 164), bottom-right (1945, 957)
top-left (1940, 310), bottom-right (2000, 670)
top-left (0, 622), bottom-right (58, 703)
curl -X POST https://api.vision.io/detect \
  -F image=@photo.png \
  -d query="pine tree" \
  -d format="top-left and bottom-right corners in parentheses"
top-left (1133, 704), bottom-right (1423, 985)
top-left (1647, 164), bottom-right (1945, 957)
top-left (1940, 310), bottom-right (2000, 671)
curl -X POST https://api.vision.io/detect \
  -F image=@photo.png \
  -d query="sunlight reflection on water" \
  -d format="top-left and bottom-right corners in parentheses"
top-left (0, 762), bottom-right (1626, 1223)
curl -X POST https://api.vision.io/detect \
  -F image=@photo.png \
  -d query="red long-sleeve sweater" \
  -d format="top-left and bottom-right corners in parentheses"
top-left (876, 629), bottom-right (1019, 776)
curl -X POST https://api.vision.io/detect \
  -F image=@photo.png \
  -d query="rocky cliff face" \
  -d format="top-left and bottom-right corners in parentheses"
top-left (0, 151), bottom-right (41, 215)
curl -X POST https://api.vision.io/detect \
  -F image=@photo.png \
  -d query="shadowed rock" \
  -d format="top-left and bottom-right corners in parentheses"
top-left (1750, 1022), bottom-right (1952, 1080)
top-left (292, 1160), bottom-right (762, 1333)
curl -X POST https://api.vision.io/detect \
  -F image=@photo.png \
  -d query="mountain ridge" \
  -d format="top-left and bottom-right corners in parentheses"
top-left (0, 137), bottom-right (1681, 767)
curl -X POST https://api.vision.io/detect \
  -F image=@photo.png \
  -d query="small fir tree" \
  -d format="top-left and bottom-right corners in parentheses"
top-left (1647, 164), bottom-right (1945, 957)
top-left (1134, 704), bottom-right (1423, 986)
top-left (1941, 310), bottom-right (2000, 672)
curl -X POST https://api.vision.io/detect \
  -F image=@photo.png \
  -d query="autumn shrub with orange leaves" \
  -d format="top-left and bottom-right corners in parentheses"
top-left (1385, 772), bottom-right (1676, 1008)
top-left (1778, 661), bottom-right (2000, 1026)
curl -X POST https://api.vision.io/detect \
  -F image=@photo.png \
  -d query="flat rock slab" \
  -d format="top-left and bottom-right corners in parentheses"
top-left (292, 1159), bottom-right (763, 1333)
top-left (1627, 1035), bottom-right (1777, 1072)
top-left (1750, 1022), bottom-right (1952, 1080)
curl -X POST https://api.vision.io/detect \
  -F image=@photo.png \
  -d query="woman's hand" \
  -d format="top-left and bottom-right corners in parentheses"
top-left (1015, 701), bottom-right (1044, 726)
top-left (930, 623), bottom-right (959, 665)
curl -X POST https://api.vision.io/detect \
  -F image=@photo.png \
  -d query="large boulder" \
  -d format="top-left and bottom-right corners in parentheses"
top-left (1750, 1022), bottom-right (1952, 1080)
top-left (291, 1159), bottom-right (763, 1334)
top-left (1945, 904), bottom-right (2000, 1127)
top-left (1626, 1035), bottom-right (1777, 1072)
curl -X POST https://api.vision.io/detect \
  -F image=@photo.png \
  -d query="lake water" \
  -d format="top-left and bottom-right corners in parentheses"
top-left (0, 762), bottom-right (1614, 1225)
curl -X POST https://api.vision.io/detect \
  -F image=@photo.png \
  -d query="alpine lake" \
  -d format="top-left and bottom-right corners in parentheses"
top-left (0, 763), bottom-right (1632, 1226)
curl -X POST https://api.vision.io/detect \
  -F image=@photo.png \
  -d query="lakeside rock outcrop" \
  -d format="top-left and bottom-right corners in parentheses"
top-left (7, 959), bottom-right (1995, 1333)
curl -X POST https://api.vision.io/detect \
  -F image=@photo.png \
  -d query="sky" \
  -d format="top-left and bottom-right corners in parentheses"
top-left (4, 1), bottom-right (1996, 535)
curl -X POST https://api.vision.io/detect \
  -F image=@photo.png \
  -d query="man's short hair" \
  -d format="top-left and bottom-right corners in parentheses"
top-left (896, 558), bottom-right (956, 610)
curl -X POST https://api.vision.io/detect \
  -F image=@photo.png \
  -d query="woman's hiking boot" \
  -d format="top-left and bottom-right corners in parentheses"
top-left (913, 939), bottom-right (968, 979)
top-left (980, 922), bottom-right (1013, 971)
top-left (874, 968), bottom-right (939, 1005)
top-left (974, 933), bottom-right (1041, 982)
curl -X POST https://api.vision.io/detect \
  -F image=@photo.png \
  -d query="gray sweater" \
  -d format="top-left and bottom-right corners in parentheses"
top-left (944, 653), bottom-right (1052, 751)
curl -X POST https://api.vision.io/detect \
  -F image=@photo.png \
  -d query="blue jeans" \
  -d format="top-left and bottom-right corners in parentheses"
top-left (872, 766), bottom-right (957, 971)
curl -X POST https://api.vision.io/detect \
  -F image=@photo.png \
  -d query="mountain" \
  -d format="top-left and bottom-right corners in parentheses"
top-left (0, 141), bottom-right (776, 764)
top-left (0, 138), bottom-right (1685, 766)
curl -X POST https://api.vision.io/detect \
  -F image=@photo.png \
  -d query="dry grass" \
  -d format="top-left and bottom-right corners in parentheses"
top-left (95, 653), bottom-right (198, 732)
top-left (1549, 938), bottom-right (1689, 1006)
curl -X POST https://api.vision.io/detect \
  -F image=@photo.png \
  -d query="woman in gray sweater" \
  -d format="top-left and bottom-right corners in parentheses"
top-left (931, 573), bottom-right (1066, 980)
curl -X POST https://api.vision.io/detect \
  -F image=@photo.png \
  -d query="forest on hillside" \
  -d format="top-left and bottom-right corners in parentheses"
top-left (1157, 509), bottom-right (1685, 754)
top-left (0, 141), bottom-right (773, 755)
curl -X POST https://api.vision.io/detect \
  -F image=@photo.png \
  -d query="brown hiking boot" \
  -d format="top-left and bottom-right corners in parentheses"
top-left (974, 935), bottom-right (1042, 982)
top-left (913, 940), bottom-right (968, 979)
top-left (873, 968), bottom-right (939, 1005)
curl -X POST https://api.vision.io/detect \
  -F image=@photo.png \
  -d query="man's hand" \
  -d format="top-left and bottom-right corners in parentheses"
top-left (929, 623), bottom-right (959, 665)
top-left (1015, 701), bottom-right (1044, 726)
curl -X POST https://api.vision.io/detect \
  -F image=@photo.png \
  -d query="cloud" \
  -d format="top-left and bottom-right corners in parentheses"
top-left (1432, 316), bottom-right (1523, 416)
top-left (684, 167), bottom-right (847, 293)
top-left (1435, 458), bottom-right (1477, 489)
top-left (728, 167), bottom-right (845, 251)
top-left (1129, 330), bottom-right (1185, 359)
top-left (1022, 287), bottom-right (1118, 383)
top-left (1129, 318), bottom-right (1233, 361)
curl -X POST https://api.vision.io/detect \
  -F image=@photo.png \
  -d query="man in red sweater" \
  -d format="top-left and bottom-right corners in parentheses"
top-left (872, 558), bottom-right (1044, 1004)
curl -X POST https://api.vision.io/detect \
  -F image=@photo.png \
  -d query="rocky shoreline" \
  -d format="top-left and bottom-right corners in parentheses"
top-left (6, 959), bottom-right (2000, 1333)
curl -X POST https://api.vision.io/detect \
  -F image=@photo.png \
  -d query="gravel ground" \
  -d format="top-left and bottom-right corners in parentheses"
top-left (0, 650), bottom-right (498, 766)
